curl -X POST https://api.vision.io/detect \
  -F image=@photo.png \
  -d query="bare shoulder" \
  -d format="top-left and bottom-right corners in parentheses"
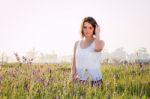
top-left (74, 40), bottom-right (79, 49)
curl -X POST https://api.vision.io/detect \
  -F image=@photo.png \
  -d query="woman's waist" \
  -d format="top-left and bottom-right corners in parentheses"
top-left (76, 62), bottom-right (100, 67)
top-left (76, 65), bottom-right (100, 69)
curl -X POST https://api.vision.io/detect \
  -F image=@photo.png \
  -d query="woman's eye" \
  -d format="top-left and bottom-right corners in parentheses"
top-left (89, 27), bottom-right (93, 29)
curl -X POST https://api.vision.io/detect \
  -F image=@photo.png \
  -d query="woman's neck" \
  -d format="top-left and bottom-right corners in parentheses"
top-left (84, 37), bottom-right (94, 42)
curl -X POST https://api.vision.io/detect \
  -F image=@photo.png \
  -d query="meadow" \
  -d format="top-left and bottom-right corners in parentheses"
top-left (0, 63), bottom-right (150, 99)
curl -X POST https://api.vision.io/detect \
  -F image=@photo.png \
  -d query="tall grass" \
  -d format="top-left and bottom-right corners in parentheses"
top-left (0, 63), bottom-right (150, 99)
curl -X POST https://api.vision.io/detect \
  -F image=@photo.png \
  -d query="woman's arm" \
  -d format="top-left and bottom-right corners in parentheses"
top-left (71, 41), bottom-right (78, 81)
top-left (94, 25), bottom-right (105, 52)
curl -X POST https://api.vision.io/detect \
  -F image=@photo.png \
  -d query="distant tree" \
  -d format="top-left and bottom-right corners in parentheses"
top-left (101, 49), bottom-right (112, 64)
top-left (136, 47), bottom-right (150, 64)
top-left (1, 52), bottom-right (4, 66)
top-left (136, 47), bottom-right (149, 60)
top-left (39, 52), bottom-right (58, 63)
top-left (110, 47), bottom-right (128, 64)
top-left (101, 49), bottom-right (110, 62)
top-left (39, 52), bottom-right (45, 63)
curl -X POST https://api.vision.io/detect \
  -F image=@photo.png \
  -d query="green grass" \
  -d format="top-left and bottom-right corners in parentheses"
top-left (0, 63), bottom-right (150, 99)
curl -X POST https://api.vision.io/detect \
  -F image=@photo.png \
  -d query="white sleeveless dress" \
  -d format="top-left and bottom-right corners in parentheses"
top-left (75, 40), bottom-right (102, 81)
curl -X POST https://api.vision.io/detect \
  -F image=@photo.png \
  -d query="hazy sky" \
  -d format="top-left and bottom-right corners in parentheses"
top-left (0, 0), bottom-right (150, 56)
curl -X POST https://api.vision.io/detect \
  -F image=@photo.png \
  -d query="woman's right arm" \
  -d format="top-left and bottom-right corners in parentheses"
top-left (71, 41), bottom-right (78, 81)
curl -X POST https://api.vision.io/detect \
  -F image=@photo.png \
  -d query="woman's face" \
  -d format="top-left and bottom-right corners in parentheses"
top-left (83, 22), bottom-right (94, 38)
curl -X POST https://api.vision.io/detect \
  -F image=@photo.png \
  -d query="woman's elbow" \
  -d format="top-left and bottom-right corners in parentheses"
top-left (95, 40), bottom-right (105, 52)
top-left (95, 47), bottom-right (103, 52)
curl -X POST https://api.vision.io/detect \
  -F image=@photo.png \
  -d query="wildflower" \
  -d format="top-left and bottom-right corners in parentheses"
top-left (44, 81), bottom-right (49, 87)
top-left (27, 58), bottom-right (33, 65)
top-left (48, 67), bottom-right (52, 73)
top-left (37, 77), bottom-right (45, 85)
top-left (32, 70), bottom-right (36, 75)
top-left (22, 56), bottom-right (27, 63)
top-left (14, 52), bottom-right (22, 66)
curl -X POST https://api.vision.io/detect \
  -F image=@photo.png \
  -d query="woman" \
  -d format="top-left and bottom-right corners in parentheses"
top-left (71, 16), bottom-right (105, 87)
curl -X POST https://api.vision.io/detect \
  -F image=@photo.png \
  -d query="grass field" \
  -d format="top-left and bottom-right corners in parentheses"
top-left (0, 63), bottom-right (150, 99)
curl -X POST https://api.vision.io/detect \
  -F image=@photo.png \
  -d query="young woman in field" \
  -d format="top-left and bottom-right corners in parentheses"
top-left (71, 17), bottom-right (105, 87)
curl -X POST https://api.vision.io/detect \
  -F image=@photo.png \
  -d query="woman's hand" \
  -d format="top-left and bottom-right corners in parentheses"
top-left (94, 25), bottom-right (104, 52)
top-left (71, 71), bottom-right (77, 81)
top-left (95, 25), bottom-right (100, 36)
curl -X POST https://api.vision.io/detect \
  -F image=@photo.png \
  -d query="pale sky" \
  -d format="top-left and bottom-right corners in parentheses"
top-left (0, 0), bottom-right (150, 56)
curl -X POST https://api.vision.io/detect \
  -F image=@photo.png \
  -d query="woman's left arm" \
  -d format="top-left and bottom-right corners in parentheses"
top-left (95, 25), bottom-right (105, 52)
